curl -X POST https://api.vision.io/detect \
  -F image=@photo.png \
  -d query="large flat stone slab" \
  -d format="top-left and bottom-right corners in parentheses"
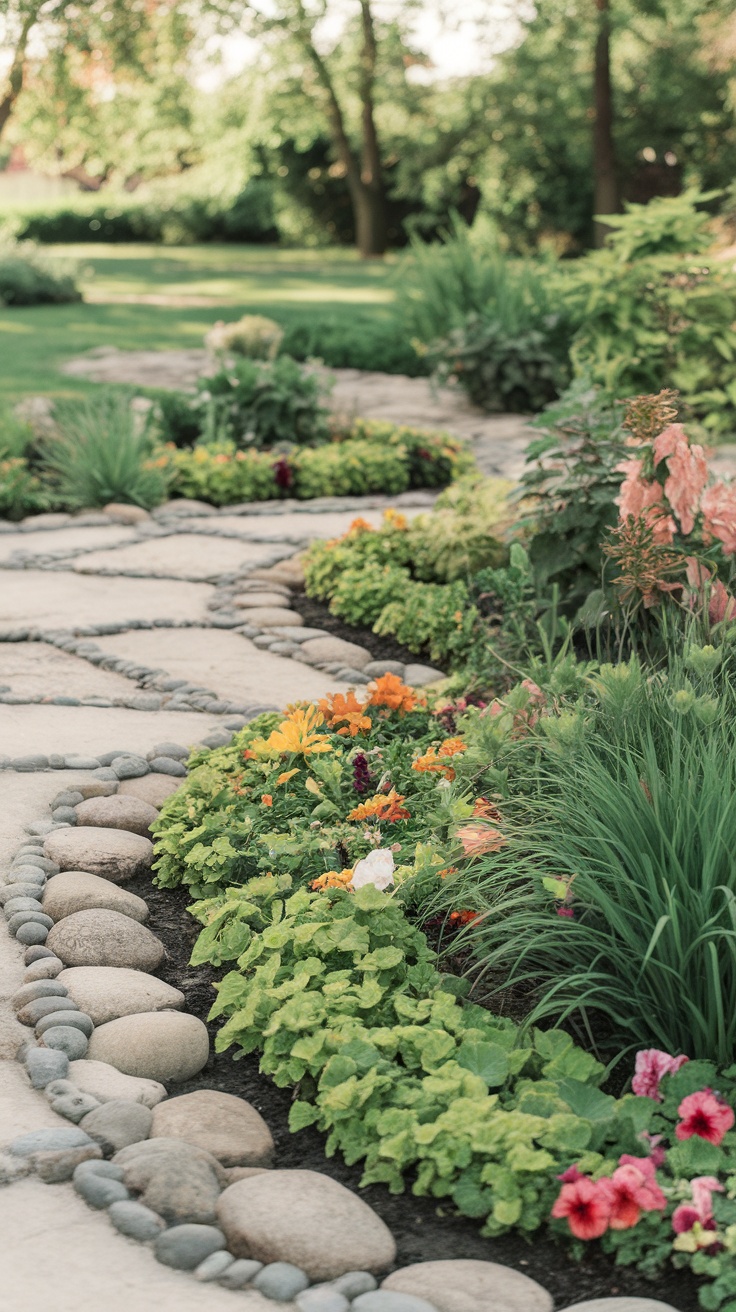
top-left (0, 569), bottom-right (212, 632)
top-left (74, 536), bottom-right (282, 580)
top-left (0, 526), bottom-right (138, 562)
top-left (0, 644), bottom-right (135, 700)
top-left (45, 827), bottom-right (153, 882)
top-left (43, 872), bottom-right (150, 922)
top-left (92, 628), bottom-right (350, 703)
top-left (0, 704), bottom-right (224, 762)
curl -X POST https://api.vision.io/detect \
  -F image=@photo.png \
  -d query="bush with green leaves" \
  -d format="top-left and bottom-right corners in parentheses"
top-left (0, 241), bottom-right (81, 307)
top-left (566, 194), bottom-right (736, 436)
top-left (205, 315), bottom-right (284, 360)
top-left (41, 390), bottom-right (169, 510)
top-left (282, 317), bottom-right (425, 377)
top-left (0, 458), bottom-right (52, 520)
top-left (447, 649), bottom-right (736, 1065)
top-left (427, 314), bottom-right (571, 415)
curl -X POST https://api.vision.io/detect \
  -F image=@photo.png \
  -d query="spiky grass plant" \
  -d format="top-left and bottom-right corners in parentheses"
top-left (42, 390), bottom-right (168, 510)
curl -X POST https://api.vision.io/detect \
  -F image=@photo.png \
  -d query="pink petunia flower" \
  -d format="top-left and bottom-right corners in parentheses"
top-left (632, 1048), bottom-right (689, 1101)
top-left (701, 481), bottom-right (736, 555)
top-left (551, 1176), bottom-right (611, 1240)
top-left (672, 1175), bottom-right (723, 1242)
top-left (676, 1090), bottom-right (735, 1145)
top-left (600, 1159), bottom-right (667, 1231)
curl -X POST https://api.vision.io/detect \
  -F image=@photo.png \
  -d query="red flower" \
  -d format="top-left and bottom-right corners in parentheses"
top-left (551, 1176), bottom-right (610, 1240)
top-left (600, 1159), bottom-right (666, 1231)
top-left (676, 1090), bottom-right (735, 1145)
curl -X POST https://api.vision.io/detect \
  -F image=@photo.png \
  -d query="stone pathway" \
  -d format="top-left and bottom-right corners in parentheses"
top-left (0, 495), bottom-right (684, 1312)
top-left (60, 348), bottom-right (533, 481)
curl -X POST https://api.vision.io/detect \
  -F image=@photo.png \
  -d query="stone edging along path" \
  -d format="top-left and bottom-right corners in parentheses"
top-left (0, 752), bottom-right (678, 1312)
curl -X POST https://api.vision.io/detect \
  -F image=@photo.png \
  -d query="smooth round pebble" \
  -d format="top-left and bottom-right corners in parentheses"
top-left (44, 828), bottom-right (153, 883)
top-left (10, 1126), bottom-right (93, 1156)
top-left (15, 922), bottom-right (48, 945)
top-left (147, 756), bottom-right (187, 776)
top-left (354, 1296), bottom-right (439, 1312)
top-left (297, 1290), bottom-right (350, 1312)
top-left (30, 1143), bottom-right (103, 1182)
top-left (1, 884), bottom-right (46, 905)
top-left (73, 1159), bottom-right (125, 1183)
top-left (147, 742), bottom-right (188, 761)
top-left (118, 774), bottom-right (180, 808)
top-left (37, 1011), bottom-right (94, 1038)
top-left (24, 956), bottom-right (64, 981)
top-left (80, 1099), bottom-right (153, 1153)
top-left (88, 1012), bottom-right (208, 1083)
top-left (47, 909), bottom-right (164, 971)
top-left (25, 945), bottom-right (55, 964)
top-left (217, 1259), bottom-right (264, 1289)
top-left (74, 794), bottom-right (158, 837)
top-left (154, 1223), bottom-right (226, 1271)
top-left (5, 897), bottom-right (44, 917)
top-left (150, 1088), bottom-right (273, 1166)
top-left (43, 873), bottom-right (150, 925)
top-left (382, 1261), bottom-right (553, 1312)
top-left (194, 1251), bottom-right (235, 1282)
top-left (12, 979), bottom-right (68, 1010)
top-left (18, 996), bottom-right (78, 1025)
top-left (50, 1091), bottom-right (101, 1123)
top-left (41, 1025), bottom-right (89, 1060)
top-left (59, 966), bottom-right (183, 1026)
top-left (52, 807), bottom-right (78, 825)
top-left (111, 755), bottom-right (149, 780)
top-left (333, 1274), bottom-right (379, 1298)
top-left (8, 911), bottom-right (54, 935)
top-left (68, 1058), bottom-right (167, 1108)
top-left (45, 1078), bottom-right (79, 1100)
top-left (559, 1303), bottom-right (682, 1311)
top-left (74, 1171), bottom-right (129, 1208)
top-left (24, 1048), bottom-right (69, 1088)
top-left (108, 1199), bottom-right (166, 1241)
top-left (254, 1263), bottom-right (310, 1301)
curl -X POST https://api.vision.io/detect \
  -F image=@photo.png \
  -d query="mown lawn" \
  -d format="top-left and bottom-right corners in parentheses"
top-left (0, 244), bottom-right (398, 403)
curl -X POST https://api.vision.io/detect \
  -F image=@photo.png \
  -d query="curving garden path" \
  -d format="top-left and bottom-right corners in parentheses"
top-left (0, 495), bottom-right (681, 1312)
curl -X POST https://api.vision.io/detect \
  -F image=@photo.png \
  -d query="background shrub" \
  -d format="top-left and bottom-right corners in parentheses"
top-left (0, 241), bottom-right (81, 306)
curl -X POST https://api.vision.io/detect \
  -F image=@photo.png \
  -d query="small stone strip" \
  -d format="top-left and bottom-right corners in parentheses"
top-left (0, 749), bottom-right (680, 1312)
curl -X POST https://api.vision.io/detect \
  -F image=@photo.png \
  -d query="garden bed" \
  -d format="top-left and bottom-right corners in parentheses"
top-left (131, 870), bottom-right (699, 1312)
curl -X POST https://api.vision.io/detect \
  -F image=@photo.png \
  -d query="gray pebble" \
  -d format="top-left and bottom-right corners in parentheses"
top-left (8, 910), bottom-right (54, 936)
top-left (10, 1126), bottom-right (93, 1156)
top-left (37, 1011), bottom-right (94, 1038)
top-left (63, 755), bottom-right (102, 771)
top-left (254, 1263), bottom-right (310, 1302)
top-left (80, 1100), bottom-right (153, 1153)
top-left (147, 756), bottom-right (187, 776)
top-left (25, 945), bottom-right (55, 964)
top-left (29, 1143), bottom-right (103, 1182)
top-left (74, 1171), bottom-right (129, 1208)
top-left (108, 1199), bottom-right (166, 1241)
top-left (17, 856), bottom-right (58, 874)
top-left (24, 957), bottom-right (64, 981)
top-left (332, 1274), bottom-right (379, 1299)
top-left (296, 1290), bottom-right (350, 1312)
top-left (12, 754), bottom-right (49, 771)
top-left (50, 1091), bottom-right (101, 1123)
top-left (17, 996), bottom-right (78, 1025)
top-left (52, 791), bottom-right (85, 809)
top-left (0, 884), bottom-right (45, 907)
top-left (154, 1224), bottom-right (226, 1271)
top-left (48, 754), bottom-right (67, 769)
top-left (24, 1048), bottom-right (69, 1087)
top-left (198, 734), bottom-right (232, 749)
top-left (353, 1296), bottom-right (439, 1312)
top-left (91, 767), bottom-right (119, 781)
top-left (147, 742), bottom-right (188, 761)
top-left (73, 1159), bottom-right (124, 1183)
top-left (8, 864), bottom-right (48, 882)
top-left (16, 923), bottom-right (49, 945)
top-left (217, 1259), bottom-right (264, 1289)
top-left (45, 1078), bottom-right (80, 1100)
top-left (194, 1251), bottom-right (235, 1282)
top-left (5, 897), bottom-right (44, 917)
top-left (41, 1025), bottom-right (89, 1060)
top-left (25, 819), bottom-right (55, 835)
top-left (12, 979), bottom-right (67, 1010)
top-left (111, 755), bottom-right (149, 780)
top-left (51, 807), bottom-right (78, 825)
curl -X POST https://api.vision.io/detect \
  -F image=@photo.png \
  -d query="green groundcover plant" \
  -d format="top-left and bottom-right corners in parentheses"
top-left (41, 390), bottom-right (170, 510)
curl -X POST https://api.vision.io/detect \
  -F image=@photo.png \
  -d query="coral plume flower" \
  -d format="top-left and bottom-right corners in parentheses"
top-left (551, 1177), bottom-right (610, 1240)
top-left (456, 822), bottom-right (506, 857)
top-left (701, 481), bottom-right (736, 555)
top-left (676, 1090), bottom-right (735, 1145)
top-left (662, 435), bottom-right (708, 536)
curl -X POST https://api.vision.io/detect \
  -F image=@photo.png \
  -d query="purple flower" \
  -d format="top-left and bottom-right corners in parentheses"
top-left (353, 752), bottom-right (373, 794)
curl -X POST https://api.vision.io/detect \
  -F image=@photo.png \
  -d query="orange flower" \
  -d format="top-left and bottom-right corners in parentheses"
top-left (311, 868), bottom-right (354, 891)
top-left (449, 909), bottom-right (479, 926)
top-left (456, 821), bottom-right (506, 857)
top-left (347, 790), bottom-right (411, 823)
top-left (276, 768), bottom-right (300, 785)
top-left (412, 737), bottom-right (467, 781)
top-left (318, 690), bottom-right (372, 737)
top-left (438, 866), bottom-right (458, 879)
top-left (367, 673), bottom-right (421, 715)
top-left (345, 517), bottom-right (374, 538)
top-left (248, 706), bottom-right (332, 757)
top-left (472, 796), bottom-right (503, 823)
top-left (261, 794), bottom-right (273, 807)
top-left (383, 508), bottom-right (408, 530)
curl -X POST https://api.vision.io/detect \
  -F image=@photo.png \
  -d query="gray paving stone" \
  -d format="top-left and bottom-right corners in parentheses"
top-left (154, 1223), bottom-right (227, 1271)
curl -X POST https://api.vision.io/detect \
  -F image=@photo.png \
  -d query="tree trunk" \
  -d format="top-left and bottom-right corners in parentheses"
top-left (354, 0), bottom-right (387, 257)
top-left (593, 0), bottom-right (619, 247)
top-left (351, 178), bottom-right (387, 257)
top-left (0, 13), bottom-right (35, 143)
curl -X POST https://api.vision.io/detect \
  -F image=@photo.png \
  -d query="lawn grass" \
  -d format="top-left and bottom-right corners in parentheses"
top-left (0, 244), bottom-right (398, 403)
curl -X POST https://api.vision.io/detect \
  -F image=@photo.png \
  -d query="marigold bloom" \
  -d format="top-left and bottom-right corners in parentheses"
top-left (551, 1176), bottom-right (610, 1240)
top-left (383, 508), bottom-right (408, 530)
top-left (449, 909), bottom-right (478, 926)
top-left (347, 790), bottom-right (410, 823)
top-left (249, 706), bottom-right (333, 758)
top-left (701, 481), bottom-right (736, 555)
top-left (456, 821), bottom-right (506, 857)
top-left (318, 690), bottom-right (372, 737)
top-left (675, 1090), bottom-right (735, 1145)
top-left (311, 868), bottom-right (354, 891)
top-left (261, 794), bottom-right (273, 807)
top-left (631, 1048), bottom-right (689, 1101)
top-left (367, 673), bottom-right (421, 715)
top-left (412, 737), bottom-right (467, 781)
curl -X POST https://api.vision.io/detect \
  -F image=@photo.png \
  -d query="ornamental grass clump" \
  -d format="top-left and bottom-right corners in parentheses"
top-left (456, 663), bottom-right (736, 1064)
top-left (41, 390), bottom-right (169, 510)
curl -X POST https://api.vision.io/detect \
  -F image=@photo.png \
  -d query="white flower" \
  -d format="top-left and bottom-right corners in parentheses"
top-left (351, 848), bottom-right (395, 892)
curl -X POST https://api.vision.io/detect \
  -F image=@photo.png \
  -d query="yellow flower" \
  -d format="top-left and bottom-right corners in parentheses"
top-left (276, 768), bottom-right (300, 785)
top-left (249, 705), bottom-right (333, 758)
top-left (383, 508), bottom-right (408, 530)
top-left (311, 868), bottom-right (354, 891)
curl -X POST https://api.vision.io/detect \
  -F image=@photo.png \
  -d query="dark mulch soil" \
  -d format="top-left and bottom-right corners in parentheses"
top-left (128, 873), bottom-right (699, 1311)
top-left (289, 589), bottom-right (429, 668)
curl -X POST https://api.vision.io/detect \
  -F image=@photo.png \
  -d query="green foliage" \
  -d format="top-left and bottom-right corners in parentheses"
top-left (282, 317), bottom-right (425, 377)
top-left (0, 241), bottom-right (81, 307)
top-left (428, 313), bottom-right (571, 414)
top-left (375, 581), bottom-right (478, 666)
top-left (0, 458), bottom-right (52, 520)
top-left (454, 655), bottom-right (736, 1063)
top-left (205, 315), bottom-right (284, 360)
top-left (567, 196), bottom-right (736, 435)
top-left (292, 440), bottom-right (409, 499)
top-left (41, 390), bottom-right (169, 510)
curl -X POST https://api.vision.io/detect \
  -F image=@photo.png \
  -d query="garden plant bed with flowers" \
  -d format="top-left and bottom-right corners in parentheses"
top-left (151, 661), bottom-right (736, 1312)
